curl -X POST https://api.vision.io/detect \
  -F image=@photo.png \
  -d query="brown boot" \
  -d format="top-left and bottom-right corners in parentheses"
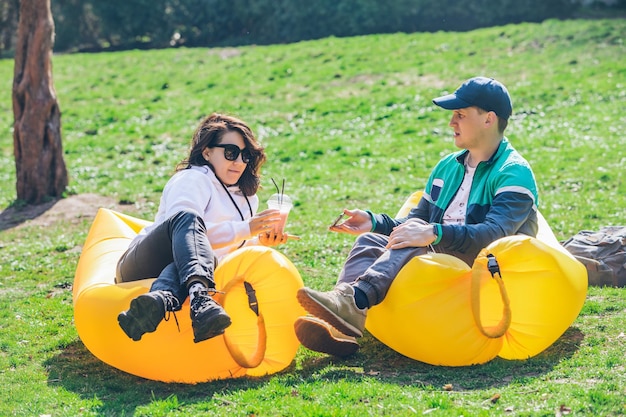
top-left (294, 316), bottom-right (359, 357)
top-left (296, 283), bottom-right (366, 337)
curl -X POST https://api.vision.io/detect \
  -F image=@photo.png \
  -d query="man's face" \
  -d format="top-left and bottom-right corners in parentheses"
top-left (448, 106), bottom-right (491, 150)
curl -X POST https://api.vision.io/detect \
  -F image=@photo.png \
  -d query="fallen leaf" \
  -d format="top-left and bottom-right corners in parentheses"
top-left (559, 404), bottom-right (572, 415)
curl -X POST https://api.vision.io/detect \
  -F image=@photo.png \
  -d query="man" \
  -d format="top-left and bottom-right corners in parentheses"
top-left (295, 76), bottom-right (539, 357)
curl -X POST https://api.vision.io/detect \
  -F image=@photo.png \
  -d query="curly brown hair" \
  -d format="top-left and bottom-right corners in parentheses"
top-left (176, 113), bottom-right (266, 196)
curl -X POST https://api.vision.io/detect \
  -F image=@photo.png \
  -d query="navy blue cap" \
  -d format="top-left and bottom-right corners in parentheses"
top-left (433, 77), bottom-right (512, 120)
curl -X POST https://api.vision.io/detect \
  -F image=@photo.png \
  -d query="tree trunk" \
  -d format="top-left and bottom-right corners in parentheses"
top-left (12, 0), bottom-right (68, 205)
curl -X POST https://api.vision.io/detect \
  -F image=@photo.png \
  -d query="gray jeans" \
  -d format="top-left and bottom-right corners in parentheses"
top-left (115, 210), bottom-right (216, 303)
top-left (338, 232), bottom-right (430, 308)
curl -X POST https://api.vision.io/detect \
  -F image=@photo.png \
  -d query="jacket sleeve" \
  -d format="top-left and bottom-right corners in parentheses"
top-left (438, 191), bottom-right (537, 261)
top-left (202, 194), bottom-right (257, 251)
top-left (163, 170), bottom-right (253, 251)
top-left (436, 143), bottom-right (539, 262)
top-left (371, 195), bottom-right (430, 236)
top-left (161, 170), bottom-right (212, 218)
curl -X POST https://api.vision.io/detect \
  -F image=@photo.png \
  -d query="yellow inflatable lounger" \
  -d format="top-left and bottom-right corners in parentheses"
top-left (73, 208), bottom-right (305, 383)
top-left (366, 191), bottom-right (588, 366)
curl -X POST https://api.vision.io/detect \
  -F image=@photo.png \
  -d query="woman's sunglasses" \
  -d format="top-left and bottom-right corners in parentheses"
top-left (211, 144), bottom-right (253, 163)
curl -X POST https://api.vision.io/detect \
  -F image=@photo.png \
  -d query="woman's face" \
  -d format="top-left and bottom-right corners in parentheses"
top-left (202, 131), bottom-right (249, 186)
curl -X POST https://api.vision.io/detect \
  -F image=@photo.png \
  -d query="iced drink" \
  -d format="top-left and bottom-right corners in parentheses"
top-left (267, 193), bottom-right (292, 234)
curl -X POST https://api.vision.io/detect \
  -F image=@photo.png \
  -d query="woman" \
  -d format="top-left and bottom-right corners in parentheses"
top-left (116, 113), bottom-right (287, 343)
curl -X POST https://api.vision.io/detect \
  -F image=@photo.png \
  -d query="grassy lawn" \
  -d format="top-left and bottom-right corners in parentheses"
top-left (0, 18), bottom-right (625, 416)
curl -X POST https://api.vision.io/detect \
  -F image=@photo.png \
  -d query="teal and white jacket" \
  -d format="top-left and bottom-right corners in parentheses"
top-left (372, 138), bottom-right (539, 265)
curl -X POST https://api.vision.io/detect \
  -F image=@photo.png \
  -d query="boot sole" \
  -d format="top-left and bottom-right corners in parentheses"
top-left (296, 288), bottom-right (363, 337)
top-left (117, 294), bottom-right (164, 341)
top-left (192, 310), bottom-right (232, 343)
top-left (294, 316), bottom-right (359, 357)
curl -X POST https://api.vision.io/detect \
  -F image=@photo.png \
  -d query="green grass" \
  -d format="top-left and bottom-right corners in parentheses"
top-left (1, 18), bottom-right (625, 416)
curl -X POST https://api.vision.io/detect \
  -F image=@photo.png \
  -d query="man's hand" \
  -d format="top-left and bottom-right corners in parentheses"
top-left (386, 218), bottom-right (436, 249)
top-left (328, 209), bottom-right (372, 235)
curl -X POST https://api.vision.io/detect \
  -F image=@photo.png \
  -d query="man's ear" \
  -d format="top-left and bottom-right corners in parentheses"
top-left (485, 111), bottom-right (497, 128)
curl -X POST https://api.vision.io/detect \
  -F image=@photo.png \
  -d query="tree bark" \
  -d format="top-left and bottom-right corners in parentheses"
top-left (12, 0), bottom-right (68, 205)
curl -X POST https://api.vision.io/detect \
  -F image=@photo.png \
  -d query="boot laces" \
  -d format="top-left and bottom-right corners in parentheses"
top-left (161, 292), bottom-right (181, 331)
top-left (191, 288), bottom-right (224, 313)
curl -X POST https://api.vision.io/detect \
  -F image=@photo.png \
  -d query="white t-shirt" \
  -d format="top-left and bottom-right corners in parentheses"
top-left (442, 162), bottom-right (476, 225)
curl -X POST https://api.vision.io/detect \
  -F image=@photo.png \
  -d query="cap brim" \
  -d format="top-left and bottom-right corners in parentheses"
top-left (432, 94), bottom-right (472, 110)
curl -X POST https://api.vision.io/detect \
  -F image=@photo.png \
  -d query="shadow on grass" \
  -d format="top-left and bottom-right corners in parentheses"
top-left (0, 198), bottom-right (60, 231)
top-left (45, 325), bottom-right (583, 413)
top-left (44, 340), bottom-right (272, 415)
top-left (297, 326), bottom-right (585, 390)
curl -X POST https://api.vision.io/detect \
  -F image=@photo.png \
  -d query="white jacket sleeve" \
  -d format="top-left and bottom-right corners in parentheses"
top-left (144, 167), bottom-right (260, 258)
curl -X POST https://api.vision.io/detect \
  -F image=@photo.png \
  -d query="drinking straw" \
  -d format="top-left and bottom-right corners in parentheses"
top-left (270, 177), bottom-right (286, 205)
top-left (271, 178), bottom-right (280, 196)
top-left (281, 179), bottom-right (285, 205)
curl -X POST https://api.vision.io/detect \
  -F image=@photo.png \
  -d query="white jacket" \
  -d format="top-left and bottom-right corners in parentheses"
top-left (132, 165), bottom-right (260, 260)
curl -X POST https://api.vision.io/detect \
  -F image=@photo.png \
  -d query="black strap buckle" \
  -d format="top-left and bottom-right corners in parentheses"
top-left (486, 253), bottom-right (501, 279)
top-left (243, 281), bottom-right (259, 316)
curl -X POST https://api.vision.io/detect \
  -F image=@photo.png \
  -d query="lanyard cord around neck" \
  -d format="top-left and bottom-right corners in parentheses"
top-left (217, 179), bottom-right (252, 221)
top-left (217, 179), bottom-right (253, 249)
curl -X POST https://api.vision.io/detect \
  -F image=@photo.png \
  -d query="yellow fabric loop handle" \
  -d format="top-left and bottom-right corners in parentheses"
top-left (219, 276), bottom-right (267, 369)
top-left (470, 252), bottom-right (512, 338)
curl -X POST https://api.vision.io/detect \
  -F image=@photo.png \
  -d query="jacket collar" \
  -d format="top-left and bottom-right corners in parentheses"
top-left (455, 137), bottom-right (509, 166)
top-left (190, 165), bottom-right (243, 194)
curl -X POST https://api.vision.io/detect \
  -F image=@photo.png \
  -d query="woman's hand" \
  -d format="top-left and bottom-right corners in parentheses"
top-left (248, 209), bottom-right (280, 236)
top-left (328, 209), bottom-right (372, 235)
top-left (258, 230), bottom-right (288, 246)
top-left (386, 218), bottom-right (436, 249)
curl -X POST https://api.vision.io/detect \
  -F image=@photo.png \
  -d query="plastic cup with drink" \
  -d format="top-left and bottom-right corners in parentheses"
top-left (267, 193), bottom-right (293, 235)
